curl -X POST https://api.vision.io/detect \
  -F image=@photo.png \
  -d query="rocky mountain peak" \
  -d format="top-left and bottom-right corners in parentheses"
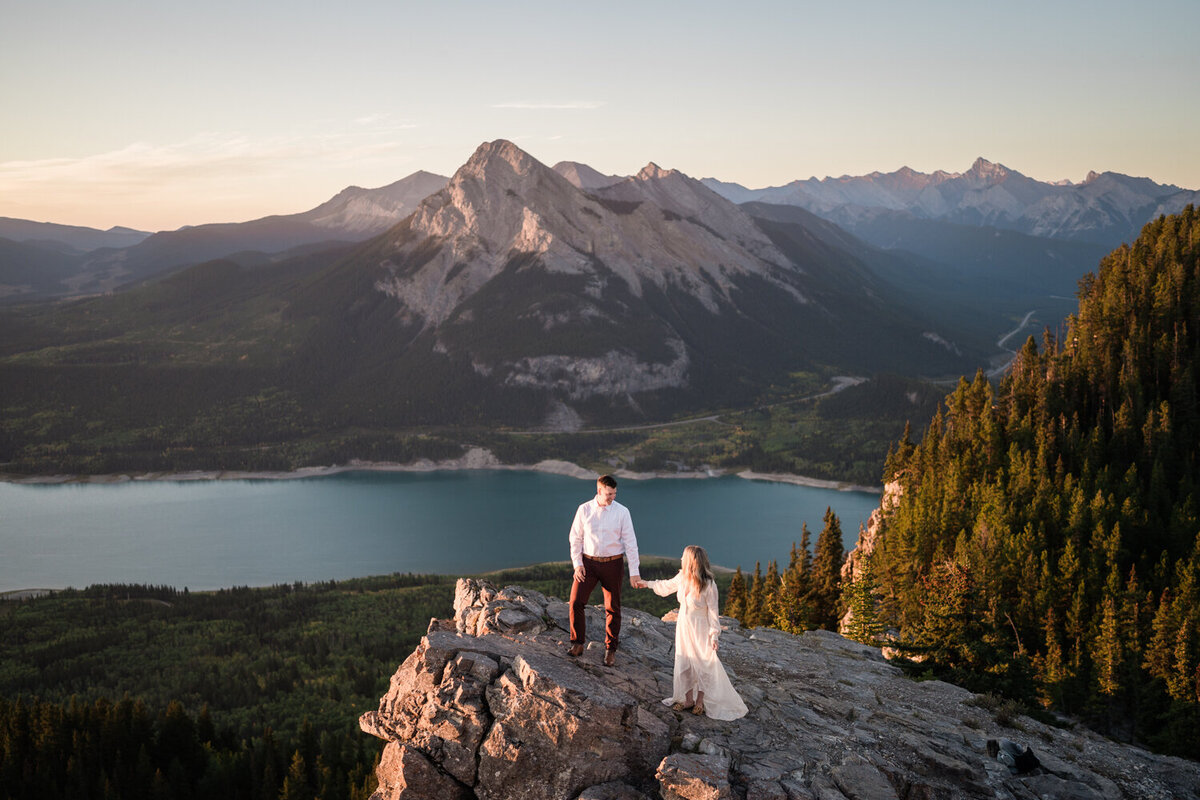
top-left (460, 139), bottom-right (540, 180)
top-left (300, 171), bottom-right (449, 233)
top-left (359, 578), bottom-right (1200, 800)
top-left (463, 137), bottom-right (535, 170)
top-left (965, 157), bottom-right (1012, 184)
top-left (441, 140), bottom-right (577, 208)
top-left (377, 140), bottom-right (801, 334)
top-left (552, 161), bottom-right (624, 190)
top-left (636, 162), bottom-right (679, 181)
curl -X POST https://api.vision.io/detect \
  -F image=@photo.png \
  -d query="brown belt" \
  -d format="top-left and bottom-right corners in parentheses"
top-left (584, 553), bottom-right (623, 563)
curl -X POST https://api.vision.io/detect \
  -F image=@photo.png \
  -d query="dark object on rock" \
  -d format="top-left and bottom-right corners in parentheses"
top-left (988, 739), bottom-right (1040, 774)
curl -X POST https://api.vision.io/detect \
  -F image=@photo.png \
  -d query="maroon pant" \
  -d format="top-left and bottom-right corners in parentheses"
top-left (569, 555), bottom-right (624, 651)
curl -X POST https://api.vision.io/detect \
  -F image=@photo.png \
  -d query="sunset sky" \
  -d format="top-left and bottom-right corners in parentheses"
top-left (3, 0), bottom-right (1198, 232)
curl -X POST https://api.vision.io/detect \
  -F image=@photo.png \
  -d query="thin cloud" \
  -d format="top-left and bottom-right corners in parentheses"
top-left (491, 101), bottom-right (605, 110)
top-left (0, 124), bottom-right (430, 229)
top-left (351, 113), bottom-right (419, 133)
top-left (0, 135), bottom-right (274, 191)
top-left (0, 127), bottom-right (416, 195)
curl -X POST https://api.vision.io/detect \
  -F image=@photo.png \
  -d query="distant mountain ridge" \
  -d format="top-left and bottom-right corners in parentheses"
top-left (702, 158), bottom-right (1200, 249)
top-left (0, 172), bottom-right (448, 301)
top-left (0, 217), bottom-right (151, 252)
top-left (72, 170), bottom-right (450, 295)
top-left (287, 170), bottom-right (449, 234)
top-left (8, 153), bottom-right (1192, 304)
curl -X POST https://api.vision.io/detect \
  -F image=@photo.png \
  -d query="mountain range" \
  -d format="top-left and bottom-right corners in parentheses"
top-left (4, 152), bottom-right (1190, 308)
top-left (3, 141), bottom-right (1193, 442)
top-left (701, 157), bottom-right (1200, 249)
top-left (1, 140), bottom-right (1016, 450)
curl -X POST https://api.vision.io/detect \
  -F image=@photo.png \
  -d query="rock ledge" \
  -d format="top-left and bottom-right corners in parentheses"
top-left (360, 579), bottom-right (1200, 800)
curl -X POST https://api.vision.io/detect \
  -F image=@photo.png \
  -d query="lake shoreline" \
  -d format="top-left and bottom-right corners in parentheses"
top-left (0, 446), bottom-right (882, 494)
top-left (0, 558), bottom-right (739, 600)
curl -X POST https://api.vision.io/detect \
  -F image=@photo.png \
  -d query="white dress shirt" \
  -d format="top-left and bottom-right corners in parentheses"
top-left (569, 498), bottom-right (640, 577)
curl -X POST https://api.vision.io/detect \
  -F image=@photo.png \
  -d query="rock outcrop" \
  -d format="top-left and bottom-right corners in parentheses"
top-left (840, 479), bottom-right (902, 586)
top-left (361, 579), bottom-right (1200, 800)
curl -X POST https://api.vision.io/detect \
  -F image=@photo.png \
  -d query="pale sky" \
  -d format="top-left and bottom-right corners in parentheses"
top-left (2, 0), bottom-right (1198, 232)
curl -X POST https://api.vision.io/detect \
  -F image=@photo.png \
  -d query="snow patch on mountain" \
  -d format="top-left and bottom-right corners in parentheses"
top-left (922, 331), bottom-right (962, 355)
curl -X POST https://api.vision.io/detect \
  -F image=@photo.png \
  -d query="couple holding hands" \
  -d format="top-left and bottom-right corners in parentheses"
top-left (568, 474), bottom-right (748, 721)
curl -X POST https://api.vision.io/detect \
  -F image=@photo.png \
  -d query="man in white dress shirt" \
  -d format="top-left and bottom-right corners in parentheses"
top-left (568, 474), bottom-right (646, 666)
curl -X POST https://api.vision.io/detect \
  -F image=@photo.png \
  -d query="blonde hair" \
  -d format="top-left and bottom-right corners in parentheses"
top-left (681, 545), bottom-right (715, 595)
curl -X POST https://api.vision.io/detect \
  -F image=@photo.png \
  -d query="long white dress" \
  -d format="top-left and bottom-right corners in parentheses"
top-left (648, 572), bottom-right (748, 721)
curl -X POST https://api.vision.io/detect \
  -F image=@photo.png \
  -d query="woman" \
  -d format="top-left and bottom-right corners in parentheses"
top-left (646, 546), bottom-right (747, 720)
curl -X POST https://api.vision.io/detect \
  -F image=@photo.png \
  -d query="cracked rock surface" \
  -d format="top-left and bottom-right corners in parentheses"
top-left (360, 579), bottom-right (1200, 800)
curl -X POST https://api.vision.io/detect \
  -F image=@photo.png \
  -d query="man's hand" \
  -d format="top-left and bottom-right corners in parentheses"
top-left (574, 565), bottom-right (586, 583)
top-left (630, 576), bottom-right (646, 589)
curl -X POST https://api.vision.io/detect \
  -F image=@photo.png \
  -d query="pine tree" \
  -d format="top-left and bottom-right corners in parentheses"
top-left (843, 554), bottom-right (883, 645)
top-left (905, 558), bottom-right (985, 671)
top-left (884, 421), bottom-right (915, 481)
top-left (1037, 607), bottom-right (1066, 709)
top-left (763, 559), bottom-right (781, 629)
top-left (746, 562), bottom-right (765, 628)
top-left (798, 523), bottom-right (813, 580)
top-left (725, 567), bottom-right (747, 623)
top-left (1168, 624), bottom-right (1196, 703)
top-left (279, 750), bottom-right (314, 800)
top-left (775, 535), bottom-right (814, 633)
top-left (809, 508), bottom-right (845, 630)
top-left (1094, 594), bottom-right (1123, 697)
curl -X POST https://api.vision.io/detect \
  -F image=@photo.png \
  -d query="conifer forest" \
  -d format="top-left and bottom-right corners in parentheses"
top-left (724, 207), bottom-right (1200, 758)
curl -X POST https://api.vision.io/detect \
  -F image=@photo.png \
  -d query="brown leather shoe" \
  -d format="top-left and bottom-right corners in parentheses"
top-left (568, 643), bottom-right (584, 657)
top-left (604, 650), bottom-right (616, 667)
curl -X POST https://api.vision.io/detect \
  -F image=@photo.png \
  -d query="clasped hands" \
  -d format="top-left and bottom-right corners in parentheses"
top-left (570, 565), bottom-right (647, 589)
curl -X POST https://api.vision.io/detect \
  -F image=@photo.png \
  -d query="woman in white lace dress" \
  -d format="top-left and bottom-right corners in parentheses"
top-left (646, 546), bottom-right (747, 720)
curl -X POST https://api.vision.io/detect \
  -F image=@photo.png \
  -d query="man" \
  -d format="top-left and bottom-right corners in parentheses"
top-left (568, 474), bottom-right (645, 666)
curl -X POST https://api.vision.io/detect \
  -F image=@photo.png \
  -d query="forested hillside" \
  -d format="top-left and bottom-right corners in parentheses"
top-left (0, 574), bottom-right (456, 800)
top-left (862, 207), bottom-right (1200, 756)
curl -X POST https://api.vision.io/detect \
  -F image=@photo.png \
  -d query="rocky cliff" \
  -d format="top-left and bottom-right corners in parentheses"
top-left (360, 579), bottom-right (1200, 800)
top-left (840, 479), bottom-right (902, 587)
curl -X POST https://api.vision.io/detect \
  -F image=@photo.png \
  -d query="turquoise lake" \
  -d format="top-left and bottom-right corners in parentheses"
top-left (0, 470), bottom-right (881, 593)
